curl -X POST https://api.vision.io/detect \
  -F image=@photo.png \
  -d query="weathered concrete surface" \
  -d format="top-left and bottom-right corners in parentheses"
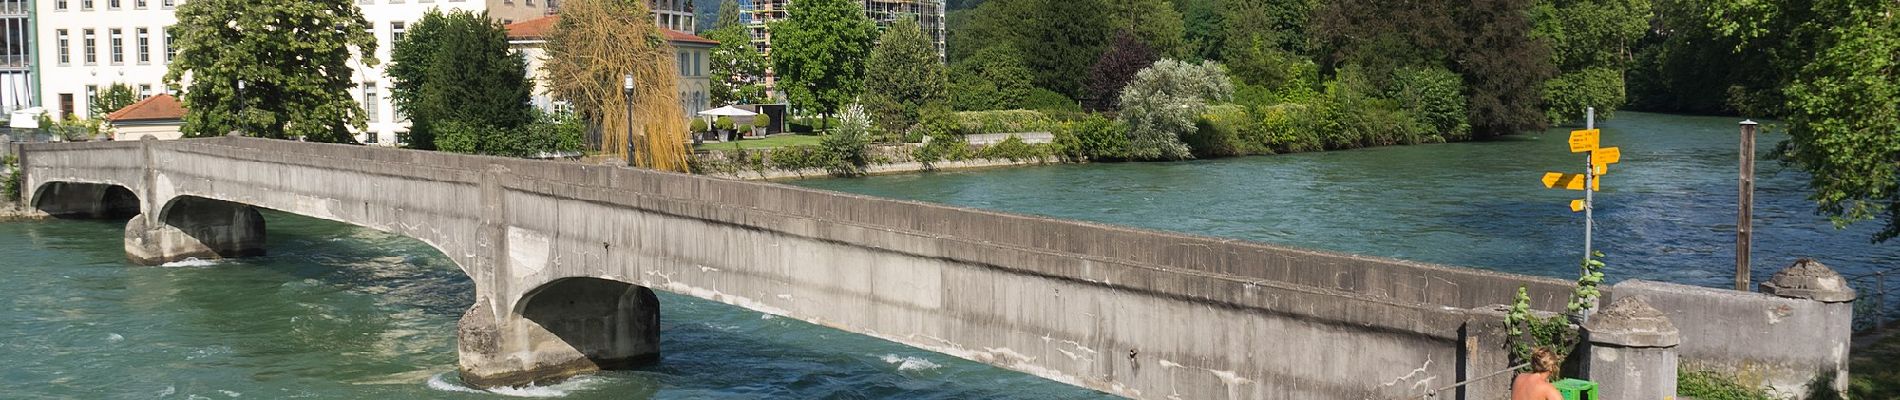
top-left (1584, 296), bottom-right (1679, 400)
top-left (1614, 278), bottom-right (1852, 399)
top-left (123, 196), bottom-right (267, 265)
top-left (15, 137), bottom-right (1850, 399)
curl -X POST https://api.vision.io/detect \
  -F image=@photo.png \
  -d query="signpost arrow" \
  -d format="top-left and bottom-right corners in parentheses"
top-left (1569, 129), bottom-right (1600, 153)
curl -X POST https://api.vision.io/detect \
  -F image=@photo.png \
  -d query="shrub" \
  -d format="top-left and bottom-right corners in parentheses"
top-left (434, 110), bottom-right (584, 157)
top-left (1389, 66), bottom-right (1471, 142)
top-left (3, 155), bottom-right (19, 203)
top-left (517, 110), bottom-right (587, 157)
top-left (767, 146), bottom-right (823, 170)
top-left (753, 113), bottom-right (773, 132)
top-left (953, 110), bottom-right (1052, 135)
top-left (715, 116), bottom-right (735, 131)
top-left (1056, 113), bottom-right (1130, 161)
top-left (1022, 88), bottom-right (1081, 113)
top-left (1185, 104), bottom-right (1254, 157)
top-left (1677, 370), bottom-right (1773, 400)
top-left (1542, 67), bottom-right (1626, 126)
top-left (913, 131), bottom-right (971, 164)
top-left (1310, 69), bottom-right (1427, 150)
top-left (433, 120), bottom-right (489, 155)
top-left (978, 135), bottom-right (1044, 161)
top-left (691, 118), bottom-right (710, 133)
top-left (1258, 103), bottom-right (1322, 153)
top-left (818, 105), bottom-right (873, 174)
top-left (1119, 59), bottom-right (1233, 160)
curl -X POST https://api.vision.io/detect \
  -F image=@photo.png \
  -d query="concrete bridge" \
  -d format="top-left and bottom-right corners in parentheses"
top-left (14, 137), bottom-right (1857, 399)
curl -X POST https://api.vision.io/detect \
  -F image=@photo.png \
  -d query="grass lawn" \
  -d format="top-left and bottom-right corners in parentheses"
top-left (693, 134), bottom-right (823, 151)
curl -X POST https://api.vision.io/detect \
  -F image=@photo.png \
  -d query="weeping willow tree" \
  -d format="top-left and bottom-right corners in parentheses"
top-left (545, 0), bottom-right (689, 171)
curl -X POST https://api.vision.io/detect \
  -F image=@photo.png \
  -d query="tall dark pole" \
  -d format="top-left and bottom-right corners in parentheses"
top-left (1737, 120), bottom-right (1758, 291)
top-left (623, 74), bottom-right (636, 167)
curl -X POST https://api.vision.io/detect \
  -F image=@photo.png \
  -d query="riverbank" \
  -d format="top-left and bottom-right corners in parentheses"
top-left (0, 203), bottom-right (48, 221)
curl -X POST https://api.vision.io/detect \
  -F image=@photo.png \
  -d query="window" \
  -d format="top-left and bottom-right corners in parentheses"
top-left (391, 22), bottom-right (405, 44)
top-left (136, 28), bottom-right (149, 64)
top-left (135, 0), bottom-right (145, 8)
top-left (81, 0), bottom-right (91, 9)
top-left (363, 83), bottom-right (379, 123)
top-left (161, 0), bottom-right (172, 7)
top-left (85, 85), bottom-right (97, 114)
top-left (110, 29), bottom-right (123, 64)
top-left (108, 0), bottom-right (119, 9)
top-left (693, 51), bottom-right (702, 76)
top-left (83, 29), bottom-right (96, 65)
top-left (676, 51), bottom-right (687, 76)
top-left (55, 0), bottom-right (66, 11)
top-left (56, 30), bottom-right (70, 65)
top-left (138, 84), bottom-right (152, 97)
top-left (59, 94), bottom-right (75, 119)
top-left (164, 30), bottom-right (175, 62)
top-left (502, 19), bottom-right (512, 24)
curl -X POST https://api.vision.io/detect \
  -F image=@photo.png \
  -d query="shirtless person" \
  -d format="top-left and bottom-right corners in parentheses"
top-left (1511, 348), bottom-right (1565, 400)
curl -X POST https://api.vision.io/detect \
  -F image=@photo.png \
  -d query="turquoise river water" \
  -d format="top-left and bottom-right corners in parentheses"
top-left (1, 112), bottom-right (1890, 398)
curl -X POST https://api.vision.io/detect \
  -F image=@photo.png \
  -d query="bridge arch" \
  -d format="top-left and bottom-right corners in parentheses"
top-left (458, 276), bottom-right (662, 388)
top-left (30, 181), bottom-right (139, 219)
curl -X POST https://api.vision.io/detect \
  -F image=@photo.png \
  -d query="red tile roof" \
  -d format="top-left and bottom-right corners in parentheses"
top-left (504, 15), bottom-right (559, 40)
top-left (504, 15), bottom-right (718, 46)
top-left (104, 94), bottom-right (184, 122)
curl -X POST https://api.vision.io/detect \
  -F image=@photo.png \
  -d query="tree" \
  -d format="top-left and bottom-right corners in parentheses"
top-left (1457, 0), bottom-right (1556, 137)
top-left (89, 83), bottom-right (140, 118)
top-left (1106, 0), bottom-right (1186, 58)
top-left (1771, 0), bottom-right (1900, 242)
top-left (862, 18), bottom-right (948, 138)
top-left (389, 9), bottom-right (534, 150)
top-left (706, 26), bottom-right (769, 106)
top-left (715, 0), bottom-right (744, 30)
top-left (769, 0), bottom-right (878, 128)
top-left (1174, 0), bottom-right (1224, 62)
top-left (949, 46), bottom-right (1035, 111)
top-left (545, 0), bottom-right (690, 170)
top-left (1119, 59), bottom-right (1233, 160)
top-left (165, 0), bottom-right (376, 142)
top-left (1085, 31), bottom-right (1159, 111)
top-left (1532, 0), bottom-right (1652, 124)
top-left (956, 0), bottom-right (1113, 97)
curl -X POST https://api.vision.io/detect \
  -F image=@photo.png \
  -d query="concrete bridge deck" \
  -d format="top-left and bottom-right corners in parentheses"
top-left (14, 137), bottom-right (1855, 399)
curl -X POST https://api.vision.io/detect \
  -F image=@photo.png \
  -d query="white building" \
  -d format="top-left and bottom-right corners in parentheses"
top-left (34, 0), bottom-right (555, 144)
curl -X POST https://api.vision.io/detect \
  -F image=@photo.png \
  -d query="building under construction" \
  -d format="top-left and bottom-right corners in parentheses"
top-left (742, 0), bottom-right (945, 96)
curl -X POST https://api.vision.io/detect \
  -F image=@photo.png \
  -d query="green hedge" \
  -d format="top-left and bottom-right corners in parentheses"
top-left (1186, 104), bottom-right (1254, 158)
top-left (953, 110), bottom-right (1052, 135)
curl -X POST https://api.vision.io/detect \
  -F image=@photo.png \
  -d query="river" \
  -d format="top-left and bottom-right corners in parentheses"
top-left (800, 112), bottom-right (1898, 290)
top-left (1, 111), bottom-right (1888, 398)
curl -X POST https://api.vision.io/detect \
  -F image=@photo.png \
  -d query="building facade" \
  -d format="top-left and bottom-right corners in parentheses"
top-left (741, 0), bottom-right (943, 94)
top-left (0, 0), bottom-right (28, 114)
top-left (34, 0), bottom-right (554, 144)
top-left (504, 15), bottom-right (715, 122)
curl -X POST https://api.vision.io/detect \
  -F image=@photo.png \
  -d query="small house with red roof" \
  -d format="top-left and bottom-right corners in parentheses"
top-left (504, 15), bottom-right (717, 121)
top-left (103, 94), bottom-right (186, 140)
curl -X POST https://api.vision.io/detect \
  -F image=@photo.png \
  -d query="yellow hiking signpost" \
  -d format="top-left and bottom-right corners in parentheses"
top-left (1540, 108), bottom-right (1622, 321)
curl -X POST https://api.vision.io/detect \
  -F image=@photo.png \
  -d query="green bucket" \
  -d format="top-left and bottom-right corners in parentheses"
top-left (1554, 378), bottom-right (1599, 400)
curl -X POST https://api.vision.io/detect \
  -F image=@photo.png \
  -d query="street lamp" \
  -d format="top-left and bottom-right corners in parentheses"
top-left (623, 74), bottom-right (636, 167)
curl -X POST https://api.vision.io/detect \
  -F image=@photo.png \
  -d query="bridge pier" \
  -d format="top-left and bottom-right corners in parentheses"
top-left (124, 196), bottom-right (266, 265)
top-left (458, 278), bottom-right (662, 388)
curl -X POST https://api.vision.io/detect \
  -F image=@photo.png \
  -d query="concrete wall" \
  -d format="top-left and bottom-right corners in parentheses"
top-left (1613, 280), bottom-right (1852, 398)
top-left (15, 137), bottom-right (1852, 399)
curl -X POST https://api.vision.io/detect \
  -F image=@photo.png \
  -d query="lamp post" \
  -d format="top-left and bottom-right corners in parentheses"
top-left (623, 74), bottom-right (636, 167)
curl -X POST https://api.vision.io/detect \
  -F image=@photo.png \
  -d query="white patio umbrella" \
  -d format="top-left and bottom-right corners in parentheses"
top-left (696, 105), bottom-right (758, 117)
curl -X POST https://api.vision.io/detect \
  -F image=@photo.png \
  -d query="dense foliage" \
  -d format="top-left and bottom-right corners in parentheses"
top-left (770, 0), bottom-right (878, 127)
top-left (1119, 59), bottom-right (1233, 160)
top-left (1771, 0), bottom-right (1900, 242)
top-left (2, 155), bottom-right (18, 203)
top-left (954, 0), bottom-right (1113, 97)
top-left (389, 9), bottom-right (533, 150)
top-left (435, 110), bottom-right (586, 158)
top-left (949, 47), bottom-right (1035, 111)
top-left (1085, 32), bottom-right (1160, 111)
top-left (862, 19), bottom-right (948, 141)
top-left (166, 0), bottom-right (376, 142)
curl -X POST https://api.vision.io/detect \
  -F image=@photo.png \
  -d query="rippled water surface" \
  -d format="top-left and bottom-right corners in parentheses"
top-left (797, 112), bottom-right (1899, 288)
top-left (0, 216), bottom-right (1112, 399)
